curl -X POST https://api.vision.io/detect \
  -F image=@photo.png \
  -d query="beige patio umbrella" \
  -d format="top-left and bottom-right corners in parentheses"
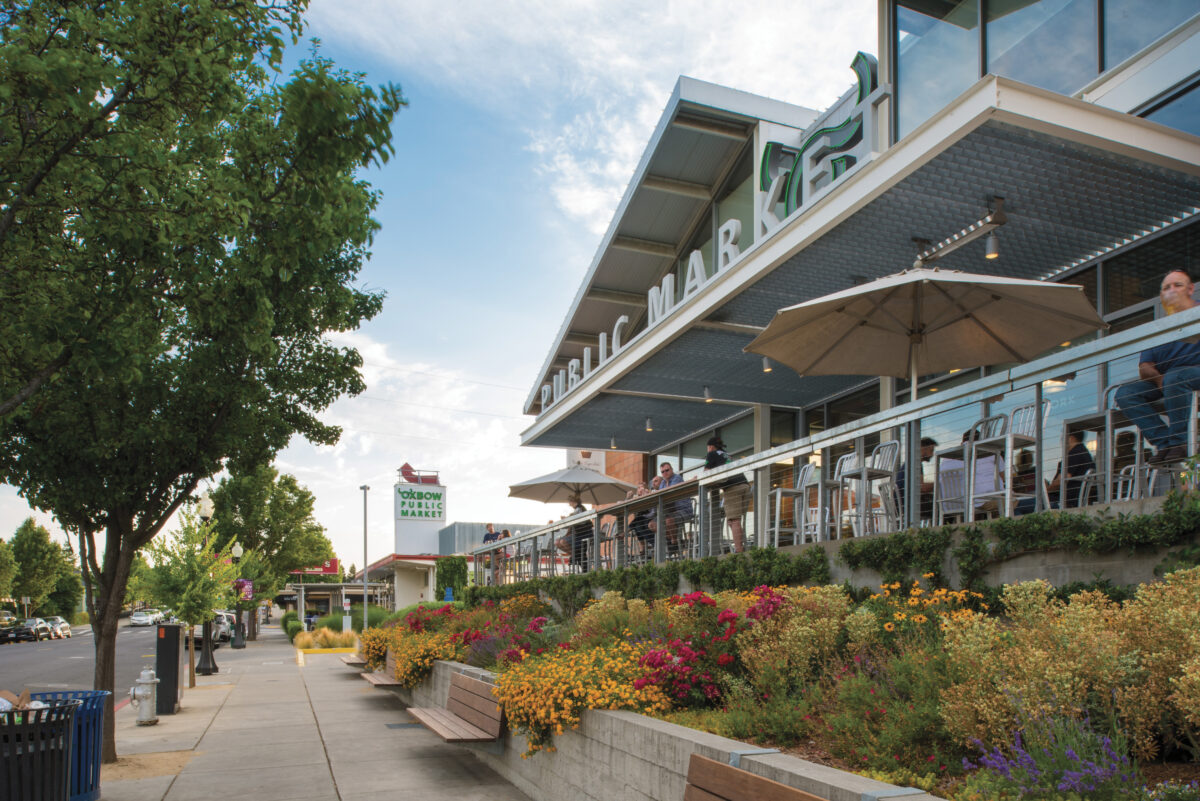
top-left (745, 267), bottom-right (1107, 400)
top-left (508, 466), bottom-right (635, 506)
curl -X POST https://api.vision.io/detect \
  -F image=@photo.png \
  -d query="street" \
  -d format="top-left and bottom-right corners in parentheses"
top-left (0, 621), bottom-right (190, 694)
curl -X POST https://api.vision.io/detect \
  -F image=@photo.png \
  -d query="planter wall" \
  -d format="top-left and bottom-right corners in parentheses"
top-left (407, 660), bottom-right (943, 801)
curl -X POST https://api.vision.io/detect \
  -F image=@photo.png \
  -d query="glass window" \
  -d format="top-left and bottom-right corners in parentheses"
top-left (1145, 80), bottom-right (1200, 138)
top-left (986, 0), bottom-right (1098, 96)
top-left (770, 409), bottom-right (798, 447)
top-left (828, 386), bottom-right (879, 429)
top-left (674, 225), bottom-right (713, 303)
top-left (896, 0), bottom-right (980, 139)
top-left (805, 408), bottom-right (826, 437)
top-left (716, 156), bottom-right (755, 255)
top-left (719, 415), bottom-right (755, 457)
top-left (1104, 0), bottom-right (1199, 68)
top-left (1059, 265), bottom-right (1097, 309)
top-left (681, 435), bottom-right (709, 476)
top-left (1103, 222), bottom-right (1200, 314)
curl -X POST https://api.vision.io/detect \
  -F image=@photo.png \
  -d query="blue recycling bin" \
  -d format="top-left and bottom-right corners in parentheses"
top-left (1, 698), bottom-right (80, 801)
top-left (31, 691), bottom-right (109, 801)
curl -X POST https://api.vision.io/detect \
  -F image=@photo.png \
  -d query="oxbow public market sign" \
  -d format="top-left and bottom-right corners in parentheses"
top-left (396, 486), bottom-right (445, 520)
top-left (537, 53), bottom-right (882, 416)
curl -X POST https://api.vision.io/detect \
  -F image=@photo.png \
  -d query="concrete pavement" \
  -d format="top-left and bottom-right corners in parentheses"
top-left (101, 622), bottom-right (530, 801)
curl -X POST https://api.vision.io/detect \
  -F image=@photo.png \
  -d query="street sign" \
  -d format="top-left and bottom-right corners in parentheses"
top-left (289, 559), bottom-right (339, 575)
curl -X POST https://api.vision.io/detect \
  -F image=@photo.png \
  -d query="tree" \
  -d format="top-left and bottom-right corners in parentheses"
top-left (144, 511), bottom-right (236, 687)
top-left (46, 545), bottom-right (84, 619)
top-left (0, 538), bottom-right (14, 601)
top-left (210, 464), bottom-right (337, 636)
top-left (9, 518), bottom-right (63, 615)
top-left (0, 0), bottom-right (307, 419)
top-left (0, 4), bottom-right (403, 762)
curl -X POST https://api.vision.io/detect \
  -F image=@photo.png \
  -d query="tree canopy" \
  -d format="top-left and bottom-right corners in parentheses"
top-left (0, 538), bottom-right (14, 601)
top-left (0, 0), bottom-right (404, 761)
top-left (8, 518), bottom-right (62, 613)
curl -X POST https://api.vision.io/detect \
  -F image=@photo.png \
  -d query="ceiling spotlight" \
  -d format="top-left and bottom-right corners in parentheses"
top-left (704, 386), bottom-right (713, 403)
top-left (984, 231), bottom-right (999, 260)
top-left (762, 357), bottom-right (773, 373)
top-left (610, 436), bottom-right (617, 450)
top-left (645, 418), bottom-right (653, 432)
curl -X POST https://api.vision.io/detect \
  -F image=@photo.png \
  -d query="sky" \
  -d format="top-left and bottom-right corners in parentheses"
top-left (0, 0), bottom-right (877, 571)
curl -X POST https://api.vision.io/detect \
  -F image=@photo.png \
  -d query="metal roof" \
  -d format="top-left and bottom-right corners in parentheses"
top-left (522, 76), bottom-right (1200, 452)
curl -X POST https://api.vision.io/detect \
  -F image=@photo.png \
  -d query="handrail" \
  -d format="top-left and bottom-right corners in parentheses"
top-left (474, 308), bottom-right (1200, 573)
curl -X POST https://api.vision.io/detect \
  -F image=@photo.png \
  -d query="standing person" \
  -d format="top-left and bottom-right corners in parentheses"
top-left (705, 436), bottom-right (749, 553)
top-left (1115, 269), bottom-right (1200, 465)
top-left (481, 523), bottom-right (500, 583)
top-left (482, 523), bottom-right (499, 543)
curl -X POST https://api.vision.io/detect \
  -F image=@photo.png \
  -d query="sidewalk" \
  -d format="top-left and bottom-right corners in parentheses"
top-left (101, 623), bottom-right (530, 801)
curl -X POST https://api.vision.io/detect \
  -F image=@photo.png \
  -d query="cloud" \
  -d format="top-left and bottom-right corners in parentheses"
top-left (306, 0), bottom-right (877, 234)
top-left (274, 330), bottom-right (563, 566)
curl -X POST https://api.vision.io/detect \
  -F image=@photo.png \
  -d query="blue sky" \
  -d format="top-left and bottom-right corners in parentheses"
top-left (2, 0), bottom-right (877, 568)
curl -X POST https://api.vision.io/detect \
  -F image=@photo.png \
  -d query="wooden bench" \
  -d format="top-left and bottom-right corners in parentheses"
top-left (361, 671), bottom-right (401, 686)
top-left (340, 653), bottom-right (367, 668)
top-left (407, 672), bottom-right (503, 743)
top-left (685, 754), bottom-right (825, 801)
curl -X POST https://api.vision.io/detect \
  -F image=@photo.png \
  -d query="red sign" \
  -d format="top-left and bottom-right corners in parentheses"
top-left (290, 559), bottom-right (339, 575)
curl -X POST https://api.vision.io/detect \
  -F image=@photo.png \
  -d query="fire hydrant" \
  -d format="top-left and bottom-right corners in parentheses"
top-left (129, 666), bottom-right (159, 726)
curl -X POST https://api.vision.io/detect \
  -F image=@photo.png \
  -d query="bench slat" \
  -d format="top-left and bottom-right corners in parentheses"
top-left (450, 672), bottom-right (497, 700)
top-left (683, 786), bottom-right (727, 801)
top-left (409, 707), bottom-right (494, 742)
top-left (361, 671), bottom-right (401, 686)
top-left (340, 654), bottom-right (367, 666)
top-left (686, 754), bottom-right (826, 801)
top-left (447, 695), bottom-right (503, 737)
top-left (447, 681), bottom-right (502, 720)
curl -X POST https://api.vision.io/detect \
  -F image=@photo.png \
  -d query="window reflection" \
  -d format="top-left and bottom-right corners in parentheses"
top-left (986, 0), bottom-right (1097, 95)
top-left (1145, 80), bottom-right (1200, 138)
top-left (896, 0), bottom-right (980, 139)
top-left (1103, 222), bottom-right (1200, 314)
top-left (1104, 0), bottom-right (1199, 68)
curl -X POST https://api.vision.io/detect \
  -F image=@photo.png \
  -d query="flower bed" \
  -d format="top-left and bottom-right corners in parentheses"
top-left (380, 569), bottom-right (1200, 799)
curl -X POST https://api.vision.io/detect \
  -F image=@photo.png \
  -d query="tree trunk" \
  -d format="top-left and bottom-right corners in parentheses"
top-left (247, 605), bottom-right (257, 641)
top-left (91, 593), bottom-right (121, 763)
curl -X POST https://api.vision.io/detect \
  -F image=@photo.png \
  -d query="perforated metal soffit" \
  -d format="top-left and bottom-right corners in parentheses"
top-left (531, 120), bottom-right (1200, 451)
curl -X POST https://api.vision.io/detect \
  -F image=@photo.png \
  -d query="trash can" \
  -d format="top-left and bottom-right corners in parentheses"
top-left (155, 624), bottom-right (182, 715)
top-left (31, 691), bottom-right (108, 801)
top-left (0, 698), bottom-right (81, 801)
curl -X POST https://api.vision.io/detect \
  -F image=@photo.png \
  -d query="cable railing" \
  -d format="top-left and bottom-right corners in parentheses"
top-left (473, 308), bottom-right (1200, 586)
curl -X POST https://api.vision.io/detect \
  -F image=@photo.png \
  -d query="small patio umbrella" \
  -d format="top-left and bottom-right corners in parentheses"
top-left (508, 466), bottom-right (635, 506)
top-left (745, 267), bottom-right (1107, 400)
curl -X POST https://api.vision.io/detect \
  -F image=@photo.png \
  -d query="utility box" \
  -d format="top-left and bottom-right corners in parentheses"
top-left (155, 624), bottom-right (182, 715)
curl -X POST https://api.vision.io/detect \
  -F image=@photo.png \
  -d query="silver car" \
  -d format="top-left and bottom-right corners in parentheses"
top-left (44, 616), bottom-right (72, 638)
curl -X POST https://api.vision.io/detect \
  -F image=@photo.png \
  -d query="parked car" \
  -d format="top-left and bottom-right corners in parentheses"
top-left (188, 619), bottom-right (223, 649)
top-left (129, 610), bottom-right (156, 627)
top-left (45, 616), bottom-right (72, 638)
top-left (146, 608), bottom-right (163, 623)
top-left (11, 618), bottom-right (52, 642)
top-left (0, 620), bottom-right (17, 644)
top-left (0, 610), bottom-right (15, 625)
top-left (213, 612), bottom-right (234, 642)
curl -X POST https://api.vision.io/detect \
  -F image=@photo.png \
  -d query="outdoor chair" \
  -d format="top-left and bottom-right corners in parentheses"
top-left (837, 439), bottom-right (900, 536)
top-left (935, 465), bottom-right (967, 525)
top-left (971, 400), bottom-right (1050, 517)
top-left (815, 452), bottom-right (858, 540)
top-left (771, 461), bottom-right (816, 547)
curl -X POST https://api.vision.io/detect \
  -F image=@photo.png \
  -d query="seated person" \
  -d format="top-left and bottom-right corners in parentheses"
top-left (1015, 431), bottom-right (1097, 513)
top-left (1115, 269), bottom-right (1200, 466)
top-left (555, 495), bottom-right (592, 565)
top-left (657, 462), bottom-right (690, 552)
top-left (895, 437), bottom-right (937, 522)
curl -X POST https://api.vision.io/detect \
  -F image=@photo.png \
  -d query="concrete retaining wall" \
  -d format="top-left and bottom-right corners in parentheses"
top-left (404, 660), bottom-right (944, 801)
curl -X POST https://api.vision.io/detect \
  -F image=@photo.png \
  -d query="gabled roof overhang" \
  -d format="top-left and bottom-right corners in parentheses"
top-left (522, 75), bottom-right (1200, 452)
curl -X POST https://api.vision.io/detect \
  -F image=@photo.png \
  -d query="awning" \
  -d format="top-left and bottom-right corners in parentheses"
top-left (522, 75), bottom-right (1200, 452)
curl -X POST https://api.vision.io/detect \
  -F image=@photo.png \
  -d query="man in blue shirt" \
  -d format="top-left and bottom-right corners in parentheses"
top-left (1115, 269), bottom-right (1200, 464)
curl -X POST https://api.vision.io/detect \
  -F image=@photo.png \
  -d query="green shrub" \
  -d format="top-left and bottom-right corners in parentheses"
top-left (315, 604), bottom-right (389, 633)
top-left (285, 620), bottom-right (303, 642)
top-left (668, 691), bottom-right (816, 747)
top-left (71, 611), bottom-right (90, 626)
top-left (281, 610), bottom-right (298, 631)
top-left (435, 556), bottom-right (468, 602)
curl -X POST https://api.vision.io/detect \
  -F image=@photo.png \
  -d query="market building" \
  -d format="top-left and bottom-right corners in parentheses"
top-left (480, 2), bottom-right (1200, 583)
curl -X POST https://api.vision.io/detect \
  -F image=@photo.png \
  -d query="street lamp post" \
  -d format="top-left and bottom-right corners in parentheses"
top-left (196, 492), bottom-right (218, 676)
top-left (360, 485), bottom-right (369, 634)
top-left (230, 543), bottom-right (245, 649)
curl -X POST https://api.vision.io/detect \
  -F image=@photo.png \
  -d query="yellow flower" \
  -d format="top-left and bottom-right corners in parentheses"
top-left (912, 614), bottom-right (928, 624)
top-left (893, 612), bottom-right (907, 621)
top-left (883, 622), bottom-right (895, 632)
